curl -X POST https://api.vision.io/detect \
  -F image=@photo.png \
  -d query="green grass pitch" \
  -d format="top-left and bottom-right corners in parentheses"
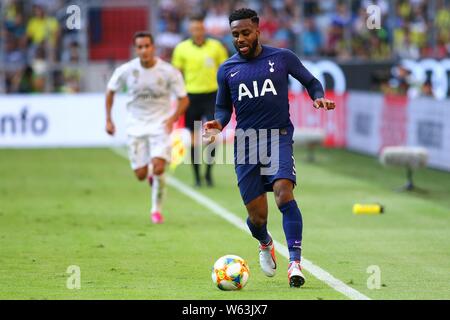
top-left (0, 147), bottom-right (449, 300)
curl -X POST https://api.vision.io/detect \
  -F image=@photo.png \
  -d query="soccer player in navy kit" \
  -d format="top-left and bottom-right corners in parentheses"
top-left (204, 8), bottom-right (335, 287)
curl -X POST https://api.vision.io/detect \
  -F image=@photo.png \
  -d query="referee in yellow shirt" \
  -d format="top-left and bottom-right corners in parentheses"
top-left (172, 14), bottom-right (228, 187)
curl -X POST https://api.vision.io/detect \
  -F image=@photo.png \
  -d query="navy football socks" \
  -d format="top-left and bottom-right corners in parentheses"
top-left (279, 200), bottom-right (303, 262)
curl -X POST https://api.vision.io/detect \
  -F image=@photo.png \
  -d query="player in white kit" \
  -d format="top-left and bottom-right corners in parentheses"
top-left (105, 31), bottom-right (189, 223)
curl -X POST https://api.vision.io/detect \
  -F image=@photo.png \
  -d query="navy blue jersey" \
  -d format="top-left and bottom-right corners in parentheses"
top-left (215, 45), bottom-right (324, 130)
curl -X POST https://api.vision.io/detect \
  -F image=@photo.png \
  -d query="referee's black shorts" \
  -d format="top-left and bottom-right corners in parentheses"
top-left (185, 91), bottom-right (217, 132)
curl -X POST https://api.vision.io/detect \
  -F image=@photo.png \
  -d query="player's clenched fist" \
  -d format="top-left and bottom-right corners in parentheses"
top-left (203, 120), bottom-right (223, 145)
top-left (204, 120), bottom-right (223, 131)
top-left (106, 119), bottom-right (116, 136)
top-left (313, 98), bottom-right (336, 110)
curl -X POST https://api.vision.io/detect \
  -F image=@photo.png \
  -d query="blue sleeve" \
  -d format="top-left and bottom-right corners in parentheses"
top-left (214, 65), bottom-right (233, 128)
top-left (283, 49), bottom-right (324, 100)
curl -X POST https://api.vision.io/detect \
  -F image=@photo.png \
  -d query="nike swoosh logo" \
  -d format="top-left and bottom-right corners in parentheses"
top-left (230, 71), bottom-right (239, 77)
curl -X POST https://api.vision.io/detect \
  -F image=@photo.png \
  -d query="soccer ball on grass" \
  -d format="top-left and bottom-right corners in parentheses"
top-left (211, 254), bottom-right (249, 291)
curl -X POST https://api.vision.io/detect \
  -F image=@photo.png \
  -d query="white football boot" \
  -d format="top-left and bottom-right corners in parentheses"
top-left (288, 261), bottom-right (306, 288)
top-left (259, 240), bottom-right (277, 277)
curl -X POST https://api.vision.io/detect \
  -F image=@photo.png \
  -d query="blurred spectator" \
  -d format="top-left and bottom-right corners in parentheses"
top-left (25, 3), bottom-right (60, 62)
top-left (272, 17), bottom-right (293, 49)
top-left (388, 65), bottom-right (413, 95)
top-left (30, 44), bottom-right (48, 92)
top-left (259, 3), bottom-right (280, 43)
top-left (59, 67), bottom-right (81, 93)
top-left (14, 66), bottom-right (35, 93)
top-left (394, 26), bottom-right (421, 60)
top-left (60, 40), bottom-right (82, 93)
top-left (435, 0), bottom-right (450, 55)
top-left (4, 3), bottom-right (27, 40)
top-left (299, 17), bottom-right (323, 56)
top-left (325, 21), bottom-right (348, 58)
top-left (436, 0), bottom-right (450, 29)
top-left (3, 35), bottom-right (26, 93)
top-left (156, 18), bottom-right (184, 61)
top-left (352, 7), bottom-right (370, 38)
top-left (61, 41), bottom-right (80, 63)
top-left (421, 79), bottom-right (434, 97)
top-left (369, 31), bottom-right (391, 60)
top-left (203, 2), bottom-right (230, 39)
top-left (331, 1), bottom-right (352, 28)
top-left (362, 0), bottom-right (389, 16)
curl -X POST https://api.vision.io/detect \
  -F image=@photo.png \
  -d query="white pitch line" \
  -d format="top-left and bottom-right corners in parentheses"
top-left (111, 148), bottom-right (371, 300)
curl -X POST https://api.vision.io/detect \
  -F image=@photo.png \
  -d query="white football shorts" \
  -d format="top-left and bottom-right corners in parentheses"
top-left (126, 132), bottom-right (171, 170)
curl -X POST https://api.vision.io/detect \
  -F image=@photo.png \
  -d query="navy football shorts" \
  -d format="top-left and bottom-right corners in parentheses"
top-left (234, 126), bottom-right (297, 205)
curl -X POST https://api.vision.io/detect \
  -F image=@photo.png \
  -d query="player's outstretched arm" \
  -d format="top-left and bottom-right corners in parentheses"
top-left (313, 98), bottom-right (336, 110)
top-left (105, 89), bottom-right (116, 136)
top-left (283, 49), bottom-right (336, 111)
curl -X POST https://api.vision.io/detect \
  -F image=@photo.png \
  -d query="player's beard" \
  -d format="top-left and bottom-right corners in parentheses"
top-left (235, 38), bottom-right (259, 59)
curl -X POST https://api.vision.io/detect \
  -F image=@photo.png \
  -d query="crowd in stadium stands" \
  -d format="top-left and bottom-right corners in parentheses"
top-left (1, 0), bottom-right (449, 94)
top-left (1, 0), bottom-right (82, 93)
top-left (156, 0), bottom-right (449, 99)
top-left (157, 0), bottom-right (450, 61)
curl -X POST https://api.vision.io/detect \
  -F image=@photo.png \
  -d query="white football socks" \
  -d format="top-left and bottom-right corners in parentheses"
top-left (151, 174), bottom-right (166, 214)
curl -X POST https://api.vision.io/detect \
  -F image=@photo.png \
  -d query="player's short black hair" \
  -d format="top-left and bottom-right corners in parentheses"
top-left (133, 31), bottom-right (154, 45)
top-left (229, 8), bottom-right (259, 25)
top-left (189, 12), bottom-right (205, 22)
